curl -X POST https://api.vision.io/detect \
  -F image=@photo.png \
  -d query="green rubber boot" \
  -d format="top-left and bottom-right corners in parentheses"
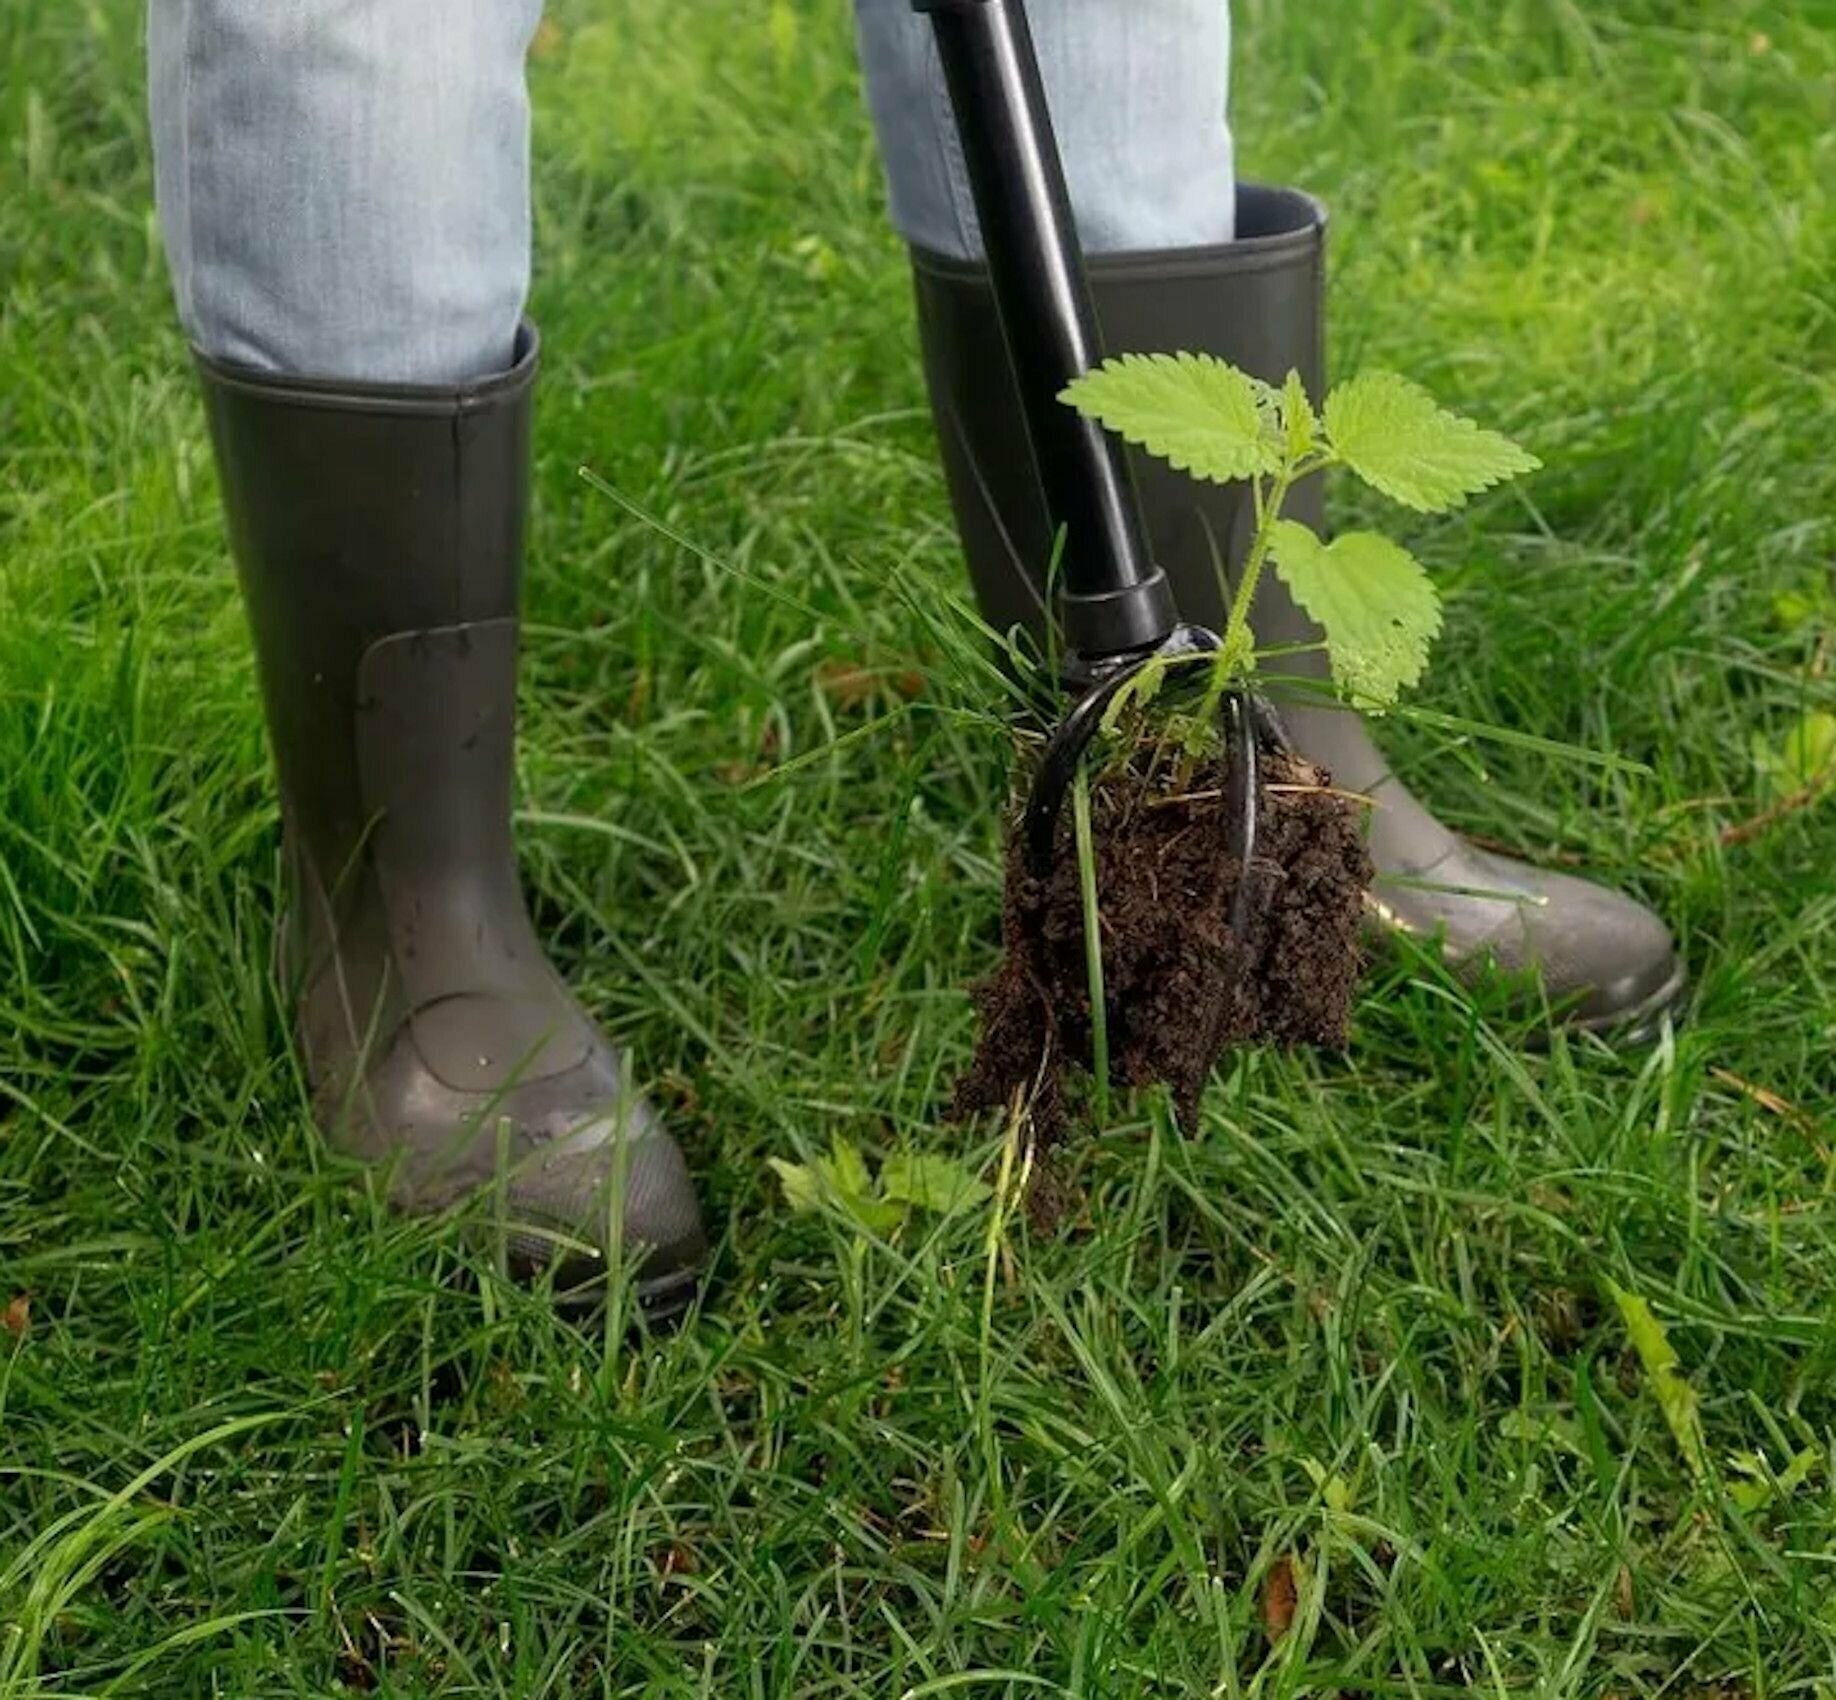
top-left (198, 326), bottom-right (706, 1315)
top-left (912, 185), bottom-right (1684, 1036)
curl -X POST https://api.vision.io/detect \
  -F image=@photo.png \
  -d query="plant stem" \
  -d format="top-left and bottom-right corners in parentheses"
top-left (1176, 460), bottom-right (1296, 786)
top-left (1070, 764), bottom-right (1110, 1126)
top-left (1221, 465), bottom-right (1293, 667)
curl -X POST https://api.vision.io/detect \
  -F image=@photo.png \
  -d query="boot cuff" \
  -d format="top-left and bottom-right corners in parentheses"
top-left (910, 183), bottom-right (1325, 285)
top-left (193, 321), bottom-right (540, 417)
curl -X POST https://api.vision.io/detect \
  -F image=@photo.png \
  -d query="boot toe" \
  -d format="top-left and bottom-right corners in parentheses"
top-left (1376, 842), bottom-right (1685, 1035)
top-left (502, 1119), bottom-right (707, 1319)
top-left (1479, 856), bottom-right (1686, 1035)
top-left (337, 1032), bottom-right (709, 1317)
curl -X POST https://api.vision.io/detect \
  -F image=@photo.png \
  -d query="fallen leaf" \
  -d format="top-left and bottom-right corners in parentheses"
top-left (816, 660), bottom-right (877, 710)
top-left (530, 18), bottom-right (566, 59)
top-left (4, 1294), bottom-right (27, 1338)
top-left (1710, 1067), bottom-right (1820, 1134)
top-left (1262, 1554), bottom-right (1297, 1642)
top-left (1615, 1565), bottom-right (1635, 1620)
top-left (815, 659), bottom-right (924, 711)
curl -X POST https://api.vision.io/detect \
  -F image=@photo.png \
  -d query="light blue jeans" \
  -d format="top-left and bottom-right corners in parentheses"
top-left (148, 1), bottom-right (1234, 384)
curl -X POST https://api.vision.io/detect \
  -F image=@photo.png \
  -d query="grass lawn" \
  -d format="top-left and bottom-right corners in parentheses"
top-left (4, 0), bottom-right (1835, 1692)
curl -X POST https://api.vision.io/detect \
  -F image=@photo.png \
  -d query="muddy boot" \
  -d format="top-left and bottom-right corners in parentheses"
top-left (912, 184), bottom-right (1685, 1038)
top-left (198, 326), bottom-right (706, 1316)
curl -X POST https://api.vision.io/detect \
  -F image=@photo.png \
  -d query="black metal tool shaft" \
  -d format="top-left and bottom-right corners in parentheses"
top-left (915, 0), bottom-right (1176, 664)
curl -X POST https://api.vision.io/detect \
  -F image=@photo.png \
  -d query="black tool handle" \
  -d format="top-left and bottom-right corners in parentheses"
top-left (916, 0), bottom-right (1175, 663)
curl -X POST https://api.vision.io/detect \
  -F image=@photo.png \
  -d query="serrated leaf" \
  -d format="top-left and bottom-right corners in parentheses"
top-left (815, 1139), bottom-right (906, 1233)
top-left (1061, 353), bottom-right (1280, 485)
top-left (768, 1158), bottom-right (823, 1215)
top-left (819, 1136), bottom-right (872, 1200)
top-left (881, 1153), bottom-right (992, 1215)
top-left (1726, 1446), bottom-right (1819, 1514)
top-left (1778, 1446), bottom-right (1820, 1495)
top-left (1281, 368), bottom-right (1318, 460)
top-left (1610, 1283), bottom-right (1706, 1480)
top-left (772, 1143), bottom-right (904, 1233)
top-left (1218, 623), bottom-right (1255, 680)
top-left (1323, 370), bottom-right (1539, 512)
top-left (849, 1194), bottom-right (908, 1235)
top-left (1267, 520), bottom-right (1443, 708)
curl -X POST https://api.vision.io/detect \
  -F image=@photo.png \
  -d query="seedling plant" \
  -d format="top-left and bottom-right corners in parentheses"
top-left (955, 354), bottom-right (1540, 1162)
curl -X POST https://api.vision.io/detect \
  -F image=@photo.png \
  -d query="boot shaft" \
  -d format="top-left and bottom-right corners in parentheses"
top-left (910, 183), bottom-right (1329, 670)
top-left (197, 327), bottom-right (537, 871)
top-left (196, 329), bottom-right (589, 1103)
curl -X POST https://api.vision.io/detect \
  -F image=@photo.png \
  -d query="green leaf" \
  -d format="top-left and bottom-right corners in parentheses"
top-left (1323, 371), bottom-right (1540, 512)
top-left (1725, 1447), bottom-right (1818, 1513)
top-left (1061, 353), bottom-right (1279, 485)
top-left (770, 1142), bottom-right (904, 1234)
top-left (1498, 1409), bottom-right (1586, 1459)
top-left (768, 1158), bottom-right (822, 1215)
top-left (881, 1152), bottom-right (992, 1215)
top-left (1749, 711), bottom-right (1836, 798)
top-left (1217, 623), bottom-right (1256, 683)
top-left (1266, 520), bottom-right (1443, 708)
top-left (816, 1138), bottom-right (905, 1233)
top-left (847, 1194), bottom-right (908, 1235)
top-left (1772, 586), bottom-right (1834, 631)
top-left (1097, 650), bottom-right (1170, 738)
top-left (1299, 1456), bottom-right (1356, 1514)
top-left (1727, 1473), bottom-right (1771, 1514)
top-left (820, 1136), bottom-right (872, 1200)
top-left (1609, 1283), bottom-right (1706, 1480)
top-left (1281, 368), bottom-right (1318, 460)
top-left (1778, 1446), bottom-right (1820, 1496)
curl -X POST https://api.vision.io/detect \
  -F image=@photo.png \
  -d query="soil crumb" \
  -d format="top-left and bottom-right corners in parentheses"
top-left (953, 749), bottom-right (1373, 1157)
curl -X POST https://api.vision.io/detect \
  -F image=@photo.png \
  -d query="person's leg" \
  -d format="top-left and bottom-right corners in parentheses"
top-left (857, 0), bottom-right (1684, 1034)
top-left (149, 0), bottom-right (534, 383)
top-left (855, 0), bottom-right (1236, 258)
top-left (147, 1), bottom-right (706, 1311)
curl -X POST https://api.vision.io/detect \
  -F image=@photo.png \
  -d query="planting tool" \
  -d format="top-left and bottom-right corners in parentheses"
top-left (913, 0), bottom-right (1288, 908)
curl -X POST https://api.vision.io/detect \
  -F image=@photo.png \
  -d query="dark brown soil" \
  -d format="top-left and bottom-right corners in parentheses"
top-left (953, 748), bottom-right (1374, 1149)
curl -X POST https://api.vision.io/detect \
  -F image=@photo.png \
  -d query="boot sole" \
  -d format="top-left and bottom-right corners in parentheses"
top-left (634, 1263), bottom-right (703, 1329)
top-left (542, 1248), bottom-right (705, 1329)
top-left (1561, 956), bottom-right (1690, 1048)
